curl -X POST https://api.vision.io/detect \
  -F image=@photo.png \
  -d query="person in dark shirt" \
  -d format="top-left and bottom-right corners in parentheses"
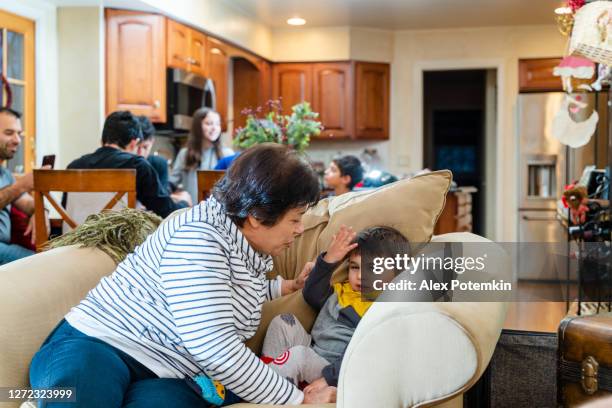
top-left (67, 111), bottom-right (191, 218)
top-left (136, 115), bottom-right (171, 194)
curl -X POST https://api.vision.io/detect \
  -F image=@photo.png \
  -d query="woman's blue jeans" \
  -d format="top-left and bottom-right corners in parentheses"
top-left (29, 320), bottom-right (209, 408)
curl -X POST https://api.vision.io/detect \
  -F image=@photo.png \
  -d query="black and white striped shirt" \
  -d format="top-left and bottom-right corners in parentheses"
top-left (65, 197), bottom-right (303, 404)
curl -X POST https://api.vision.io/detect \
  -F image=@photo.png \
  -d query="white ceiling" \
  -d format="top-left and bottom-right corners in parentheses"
top-left (228, 0), bottom-right (565, 30)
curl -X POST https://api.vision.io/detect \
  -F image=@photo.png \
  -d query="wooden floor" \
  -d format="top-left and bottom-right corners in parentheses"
top-left (503, 281), bottom-right (578, 333)
top-left (504, 302), bottom-right (572, 333)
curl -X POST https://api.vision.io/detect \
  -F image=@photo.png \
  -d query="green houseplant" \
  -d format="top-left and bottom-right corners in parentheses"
top-left (234, 99), bottom-right (323, 153)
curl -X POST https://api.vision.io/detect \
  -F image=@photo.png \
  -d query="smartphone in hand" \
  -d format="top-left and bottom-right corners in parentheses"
top-left (41, 154), bottom-right (56, 169)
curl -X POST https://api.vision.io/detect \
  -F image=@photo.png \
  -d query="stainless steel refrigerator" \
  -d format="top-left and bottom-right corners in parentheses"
top-left (517, 92), bottom-right (603, 280)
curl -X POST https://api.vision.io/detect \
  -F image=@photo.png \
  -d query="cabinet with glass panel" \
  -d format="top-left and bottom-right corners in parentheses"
top-left (0, 9), bottom-right (35, 172)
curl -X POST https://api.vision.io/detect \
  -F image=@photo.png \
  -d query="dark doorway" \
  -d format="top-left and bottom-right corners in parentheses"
top-left (423, 69), bottom-right (488, 236)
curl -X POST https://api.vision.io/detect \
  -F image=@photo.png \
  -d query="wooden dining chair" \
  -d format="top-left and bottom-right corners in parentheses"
top-left (197, 170), bottom-right (225, 203)
top-left (32, 169), bottom-right (137, 250)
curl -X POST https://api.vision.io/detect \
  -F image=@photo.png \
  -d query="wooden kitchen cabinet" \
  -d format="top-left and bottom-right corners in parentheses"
top-left (166, 19), bottom-right (190, 71)
top-left (106, 9), bottom-right (166, 122)
top-left (167, 19), bottom-right (207, 77)
top-left (206, 37), bottom-right (229, 130)
top-left (434, 188), bottom-right (476, 234)
top-left (355, 62), bottom-right (390, 139)
top-left (312, 62), bottom-right (353, 139)
top-left (272, 63), bottom-right (313, 114)
top-left (271, 61), bottom-right (389, 140)
top-left (257, 59), bottom-right (272, 107)
top-left (519, 58), bottom-right (563, 92)
top-left (189, 30), bottom-right (208, 77)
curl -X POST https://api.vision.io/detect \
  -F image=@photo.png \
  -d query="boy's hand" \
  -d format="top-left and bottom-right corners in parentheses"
top-left (323, 225), bottom-right (358, 264)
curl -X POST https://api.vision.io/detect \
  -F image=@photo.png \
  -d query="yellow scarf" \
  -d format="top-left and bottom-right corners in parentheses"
top-left (333, 282), bottom-right (373, 317)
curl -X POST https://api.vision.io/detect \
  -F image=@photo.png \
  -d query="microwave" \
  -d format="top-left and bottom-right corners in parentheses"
top-left (161, 67), bottom-right (216, 132)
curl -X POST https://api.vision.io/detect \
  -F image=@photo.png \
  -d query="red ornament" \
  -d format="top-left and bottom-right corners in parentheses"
top-left (568, 0), bottom-right (585, 12)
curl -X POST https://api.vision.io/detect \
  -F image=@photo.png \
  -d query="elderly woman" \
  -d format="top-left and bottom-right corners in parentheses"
top-left (30, 144), bottom-right (335, 406)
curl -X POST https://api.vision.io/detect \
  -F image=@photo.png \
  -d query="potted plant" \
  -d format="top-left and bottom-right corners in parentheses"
top-left (234, 99), bottom-right (323, 153)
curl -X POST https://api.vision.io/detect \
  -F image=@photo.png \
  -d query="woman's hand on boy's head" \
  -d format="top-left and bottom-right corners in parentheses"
top-left (323, 225), bottom-right (358, 264)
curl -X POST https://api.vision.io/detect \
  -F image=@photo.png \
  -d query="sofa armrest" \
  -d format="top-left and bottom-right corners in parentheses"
top-left (336, 232), bottom-right (508, 407)
top-left (0, 245), bottom-right (115, 392)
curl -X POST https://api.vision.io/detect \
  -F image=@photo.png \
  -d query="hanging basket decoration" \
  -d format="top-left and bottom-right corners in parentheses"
top-left (569, 0), bottom-right (612, 65)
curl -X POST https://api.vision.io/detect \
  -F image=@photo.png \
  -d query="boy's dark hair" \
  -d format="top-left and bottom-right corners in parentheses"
top-left (333, 155), bottom-right (364, 190)
top-left (213, 143), bottom-right (320, 227)
top-left (0, 107), bottom-right (21, 119)
top-left (137, 115), bottom-right (156, 141)
top-left (101, 111), bottom-right (143, 148)
top-left (351, 226), bottom-right (411, 264)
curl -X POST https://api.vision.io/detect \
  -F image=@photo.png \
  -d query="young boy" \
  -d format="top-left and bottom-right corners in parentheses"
top-left (323, 155), bottom-right (364, 196)
top-left (262, 225), bottom-right (410, 390)
top-left (194, 225), bottom-right (410, 405)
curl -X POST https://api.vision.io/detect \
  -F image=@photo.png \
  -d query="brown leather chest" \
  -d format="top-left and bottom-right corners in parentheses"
top-left (558, 313), bottom-right (612, 407)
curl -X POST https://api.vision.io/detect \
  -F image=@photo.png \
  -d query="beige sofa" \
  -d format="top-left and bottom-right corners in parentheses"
top-left (0, 232), bottom-right (507, 408)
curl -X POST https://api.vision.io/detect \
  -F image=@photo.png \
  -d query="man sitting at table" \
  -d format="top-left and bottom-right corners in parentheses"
top-left (0, 108), bottom-right (38, 264)
top-left (67, 111), bottom-right (191, 218)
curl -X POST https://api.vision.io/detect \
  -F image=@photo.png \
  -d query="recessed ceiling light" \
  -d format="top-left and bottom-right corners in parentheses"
top-left (287, 17), bottom-right (306, 26)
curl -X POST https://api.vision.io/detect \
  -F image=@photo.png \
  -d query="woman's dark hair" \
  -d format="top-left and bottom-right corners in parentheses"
top-left (213, 143), bottom-right (320, 227)
top-left (101, 111), bottom-right (142, 148)
top-left (333, 155), bottom-right (364, 190)
top-left (351, 226), bottom-right (411, 263)
top-left (185, 107), bottom-right (222, 169)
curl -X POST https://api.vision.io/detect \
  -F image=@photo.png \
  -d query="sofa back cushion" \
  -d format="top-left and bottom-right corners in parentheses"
top-left (271, 170), bottom-right (451, 283)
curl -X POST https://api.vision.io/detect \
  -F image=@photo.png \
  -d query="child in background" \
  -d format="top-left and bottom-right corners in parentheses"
top-left (193, 225), bottom-right (410, 405)
top-left (323, 155), bottom-right (364, 196)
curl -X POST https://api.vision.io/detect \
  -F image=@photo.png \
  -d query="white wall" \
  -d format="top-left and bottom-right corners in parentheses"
top-left (271, 26), bottom-right (351, 61)
top-left (0, 0), bottom-right (59, 165)
top-left (349, 27), bottom-right (394, 63)
top-left (57, 7), bottom-right (105, 168)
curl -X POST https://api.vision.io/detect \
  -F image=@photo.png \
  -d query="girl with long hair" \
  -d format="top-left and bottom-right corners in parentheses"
top-left (170, 107), bottom-right (234, 203)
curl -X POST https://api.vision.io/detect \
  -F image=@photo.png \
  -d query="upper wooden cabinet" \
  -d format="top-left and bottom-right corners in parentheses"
top-left (206, 37), bottom-right (229, 130)
top-left (272, 61), bottom-right (390, 140)
top-left (355, 62), bottom-right (390, 139)
top-left (257, 59), bottom-right (272, 108)
top-left (519, 58), bottom-right (563, 93)
top-left (166, 19), bottom-right (189, 71)
top-left (106, 9), bottom-right (166, 122)
top-left (312, 62), bottom-right (353, 139)
top-left (167, 19), bottom-right (207, 77)
top-left (272, 63), bottom-right (313, 114)
top-left (189, 30), bottom-right (207, 77)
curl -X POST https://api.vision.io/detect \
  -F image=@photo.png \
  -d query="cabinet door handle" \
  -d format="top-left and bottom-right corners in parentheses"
top-left (521, 215), bottom-right (557, 221)
top-left (153, 100), bottom-right (161, 109)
